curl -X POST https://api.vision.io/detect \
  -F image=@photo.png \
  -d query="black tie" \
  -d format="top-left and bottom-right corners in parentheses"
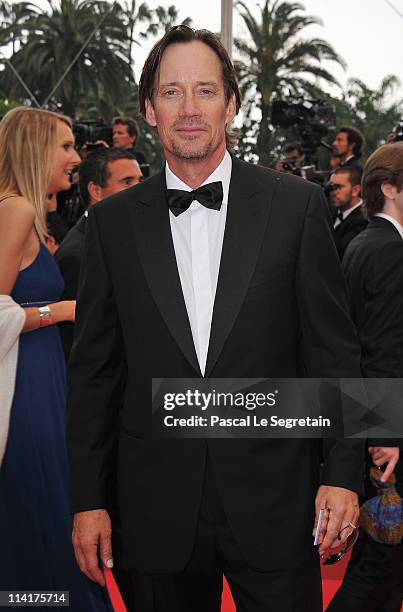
top-left (166, 181), bottom-right (223, 217)
top-left (336, 208), bottom-right (344, 221)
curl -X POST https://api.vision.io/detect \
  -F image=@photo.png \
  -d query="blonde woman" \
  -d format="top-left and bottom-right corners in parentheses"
top-left (0, 108), bottom-right (111, 609)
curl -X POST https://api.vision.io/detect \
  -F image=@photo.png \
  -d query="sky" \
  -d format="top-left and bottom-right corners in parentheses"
top-left (131, 0), bottom-right (403, 103)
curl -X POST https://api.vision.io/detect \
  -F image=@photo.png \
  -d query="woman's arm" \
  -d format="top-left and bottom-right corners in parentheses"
top-left (0, 196), bottom-right (75, 331)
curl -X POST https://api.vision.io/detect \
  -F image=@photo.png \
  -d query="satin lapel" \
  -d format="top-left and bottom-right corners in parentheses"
top-left (126, 170), bottom-right (201, 376)
top-left (204, 158), bottom-right (279, 377)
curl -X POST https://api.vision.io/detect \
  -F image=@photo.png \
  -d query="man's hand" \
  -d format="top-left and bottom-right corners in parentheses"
top-left (368, 446), bottom-right (399, 482)
top-left (312, 485), bottom-right (359, 558)
top-left (72, 509), bottom-right (113, 586)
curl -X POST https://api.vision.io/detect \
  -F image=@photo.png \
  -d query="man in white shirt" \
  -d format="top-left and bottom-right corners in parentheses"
top-left (332, 126), bottom-right (364, 173)
top-left (330, 167), bottom-right (367, 259)
top-left (67, 26), bottom-right (365, 612)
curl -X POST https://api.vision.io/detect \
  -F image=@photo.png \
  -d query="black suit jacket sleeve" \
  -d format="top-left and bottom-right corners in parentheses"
top-left (296, 187), bottom-right (365, 493)
top-left (57, 253), bottom-right (81, 301)
top-left (360, 240), bottom-right (403, 378)
top-left (66, 207), bottom-right (126, 513)
top-left (359, 240), bottom-right (403, 449)
top-left (56, 252), bottom-right (80, 360)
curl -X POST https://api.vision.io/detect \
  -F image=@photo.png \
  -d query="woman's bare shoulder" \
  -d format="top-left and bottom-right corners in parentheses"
top-left (0, 195), bottom-right (35, 226)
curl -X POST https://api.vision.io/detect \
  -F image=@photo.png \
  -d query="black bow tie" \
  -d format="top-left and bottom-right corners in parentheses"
top-left (336, 208), bottom-right (344, 221)
top-left (166, 181), bottom-right (223, 217)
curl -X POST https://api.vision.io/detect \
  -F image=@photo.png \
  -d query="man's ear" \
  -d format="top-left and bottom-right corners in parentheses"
top-left (46, 235), bottom-right (58, 255)
top-left (225, 92), bottom-right (237, 126)
top-left (381, 182), bottom-right (397, 201)
top-left (352, 184), bottom-right (361, 198)
top-left (145, 98), bottom-right (157, 128)
top-left (87, 181), bottom-right (102, 204)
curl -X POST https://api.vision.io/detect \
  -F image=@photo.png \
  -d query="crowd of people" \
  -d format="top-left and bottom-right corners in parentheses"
top-left (0, 23), bottom-right (402, 612)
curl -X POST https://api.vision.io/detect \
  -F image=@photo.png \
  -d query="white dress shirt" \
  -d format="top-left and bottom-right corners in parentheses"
top-left (166, 151), bottom-right (232, 375)
top-left (374, 213), bottom-right (403, 239)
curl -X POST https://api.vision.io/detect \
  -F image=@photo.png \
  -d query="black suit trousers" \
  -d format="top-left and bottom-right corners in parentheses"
top-left (127, 454), bottom-right (322, 612)
top-left (327, 529), bottom-right (403, 612)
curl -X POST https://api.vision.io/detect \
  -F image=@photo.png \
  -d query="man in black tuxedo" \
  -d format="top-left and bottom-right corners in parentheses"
top-left (329, 142), bottom-right (403, 612)
top-left (332, 126), bottom-right (365, 173)
top-left (330, 167), bottom-right (367, 259)
top-left (67, 26), bottom-right (365, 612)
top-left (55, 147), bottom-right (143, 359)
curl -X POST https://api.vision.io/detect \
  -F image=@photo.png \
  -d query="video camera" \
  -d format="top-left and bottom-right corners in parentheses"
top-left (271, 98), bottom-right (336, 162)
top-left (391, 119), bottom-right (403, 142)
top-left (72, 120), bottom-right (113, 150)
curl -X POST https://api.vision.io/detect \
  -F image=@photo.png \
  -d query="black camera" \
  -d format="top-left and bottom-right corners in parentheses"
top-left (72, 120), bottom-right (113, 149)
top-left (272, 98), bottom-right (336, 161)
top-left (325, 182), bottom-right (342, 195)
top-left (280, 159), bottom-right (294, 172)
top-left (391, 119), bottom-right (403, 142)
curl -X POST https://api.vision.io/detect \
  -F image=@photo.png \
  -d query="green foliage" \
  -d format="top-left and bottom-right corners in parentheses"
top-left (343, 76), bottom-right (402, 156)
top-left (0, 0), bottom-right (135, 117)
top-left (0, 97), bottom-right (20, 116)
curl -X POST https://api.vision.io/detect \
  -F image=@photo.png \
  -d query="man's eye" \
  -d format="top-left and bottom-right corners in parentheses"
top-left (164, 90), bottom-right (178, 97)
top-left (200, 89), bottom-right (213, 96)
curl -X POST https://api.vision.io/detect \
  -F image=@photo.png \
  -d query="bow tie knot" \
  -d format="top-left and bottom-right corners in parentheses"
top-left (336, 208), bottom-right (344, 221)
top-left (166, 181), bottom-right (223, 217)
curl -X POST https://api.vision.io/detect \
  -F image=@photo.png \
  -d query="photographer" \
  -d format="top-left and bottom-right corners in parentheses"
top-left (275, 142), bottom-right (304, 174)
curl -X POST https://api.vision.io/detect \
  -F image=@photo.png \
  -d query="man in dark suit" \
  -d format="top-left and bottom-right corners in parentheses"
top-left (112, 116), bottom-right (148, 173)
top-left (330, 167), bottom-right (367, 259)
top-left (67, 26), bottom-right (365, 612)
top-left (55, 147), bottom-right (143, 359)
top-left (329, 142), bottom-right (403, 612)
top-left (332, 126), bottom-right (365, 173)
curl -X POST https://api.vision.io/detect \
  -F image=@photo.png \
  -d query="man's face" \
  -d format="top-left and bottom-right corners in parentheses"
top-left (285, 148), bottom-right (302, 168)
top-left (145, 41), bottom-right (236, 162)
top-left (99, 159), bottom-right (143, 200)
top-left (333, 131), bottom-right (353, 158)
top-left (330, 172), bottom-right (355, 209)
top-left (112, 124), bottom-right (135, 149)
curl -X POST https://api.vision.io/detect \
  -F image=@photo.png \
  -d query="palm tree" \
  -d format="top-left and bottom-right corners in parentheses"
top-left (145, 5), bottom-right (192, 36)
top-left (344, 75), bottom-right (403, 154)
top-left (119, 0), bottom-right (153, 63)
top-left (0, 1), bottom-right (36, 54)
top-left (1, 0), bottom-right (134, 117)
top-left (235, 0), bottom-right (346, 165)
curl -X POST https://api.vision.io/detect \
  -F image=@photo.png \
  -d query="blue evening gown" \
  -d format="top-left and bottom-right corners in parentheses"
top-left (0, 243), bottom-right (112, 611)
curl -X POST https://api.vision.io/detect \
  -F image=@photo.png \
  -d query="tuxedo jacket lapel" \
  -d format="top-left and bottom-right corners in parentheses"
top-left (127, 159), bottom-right (278, 379)
top-left (126, 171), bottom-right (201, 376)
top-left (204, 157), bottom-right (279, 377)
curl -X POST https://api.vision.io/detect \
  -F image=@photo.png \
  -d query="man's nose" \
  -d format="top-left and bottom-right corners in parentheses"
top-left (179, 92), bottom-right (202, 117)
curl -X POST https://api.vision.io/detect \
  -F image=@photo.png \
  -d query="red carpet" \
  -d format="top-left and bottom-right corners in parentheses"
top-left (105, 556), bottom-right (402, 611)
top-left (220, 553), bottom-right (403, 611)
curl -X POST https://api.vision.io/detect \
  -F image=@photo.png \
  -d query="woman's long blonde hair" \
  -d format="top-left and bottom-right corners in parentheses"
top-left (0, 107), bottom-right (72, 243)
